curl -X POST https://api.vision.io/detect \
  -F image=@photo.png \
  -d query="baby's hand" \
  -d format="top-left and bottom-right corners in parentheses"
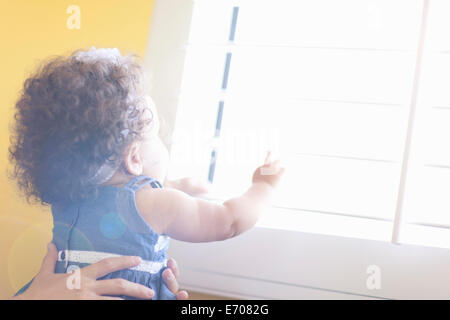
top-left (252, 152), bottom-right (285, 188)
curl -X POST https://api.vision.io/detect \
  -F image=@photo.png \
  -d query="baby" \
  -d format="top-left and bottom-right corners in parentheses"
top-left (9, 47), bottom-right (284, 299)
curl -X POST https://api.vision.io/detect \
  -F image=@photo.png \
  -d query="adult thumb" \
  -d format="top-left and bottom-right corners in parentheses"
top-left (37, 242), bottom-right (58, 276)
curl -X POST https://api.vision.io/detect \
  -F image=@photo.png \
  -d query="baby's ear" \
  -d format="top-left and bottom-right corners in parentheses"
top-left (124, 141), bottom-right (144, 175)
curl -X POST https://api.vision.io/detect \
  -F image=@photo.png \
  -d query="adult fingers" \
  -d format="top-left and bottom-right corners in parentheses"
top-left (162, 268), bottom-right (178, 294)
top-left (96, 295), bottom-right (124, 300)
top-left (176, 290), bottom-right (189, 300)
top-left (167, 258), bottom-right (180, 278)
top-left (36, 243), bottom-right (58, 277)
top-left (82, 256), bottom-right (142, 279)
top-left (93, 279), bottom-right (154, 299)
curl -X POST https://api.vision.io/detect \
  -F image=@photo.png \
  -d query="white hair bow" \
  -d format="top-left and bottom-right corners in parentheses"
top-left (74, 46), bottom-right (122, 63)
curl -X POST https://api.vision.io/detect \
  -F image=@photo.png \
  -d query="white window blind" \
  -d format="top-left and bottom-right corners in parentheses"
top-left (400, 0), bottom-right (450, 247)
top-left (168, 0), bottom-right (450, 249)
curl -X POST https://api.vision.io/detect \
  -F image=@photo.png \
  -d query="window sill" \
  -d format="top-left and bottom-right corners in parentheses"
top-left (168, 206), bottom-right (450, 299)
top-left (256, 206), bottom-right (392, 243)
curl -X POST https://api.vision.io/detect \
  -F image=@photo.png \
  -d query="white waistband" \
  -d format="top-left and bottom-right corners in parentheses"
top-left (58, 250), bottom-right (167, 274)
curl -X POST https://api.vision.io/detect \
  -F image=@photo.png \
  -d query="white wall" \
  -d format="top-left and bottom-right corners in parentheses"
top-left (144, 0), bottom-right (194, 148)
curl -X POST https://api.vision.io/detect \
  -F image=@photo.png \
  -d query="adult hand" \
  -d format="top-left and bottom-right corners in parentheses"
top-left (12, 242), bottom-right (188, 300)
top-left (163, 258), bottom-right (189, 300)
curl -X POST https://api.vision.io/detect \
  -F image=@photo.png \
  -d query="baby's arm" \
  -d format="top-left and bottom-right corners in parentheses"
top-left (136, 154), bottom-right (284, 243)
top-left (164, 177), bottom-right (210, 196)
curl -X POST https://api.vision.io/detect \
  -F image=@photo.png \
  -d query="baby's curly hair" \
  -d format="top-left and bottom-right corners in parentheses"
top-left (9, 48), bottom-right (152, 205)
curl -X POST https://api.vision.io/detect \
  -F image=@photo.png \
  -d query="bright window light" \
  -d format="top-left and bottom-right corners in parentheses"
top-left (169, 0), bottom-right (450, 249)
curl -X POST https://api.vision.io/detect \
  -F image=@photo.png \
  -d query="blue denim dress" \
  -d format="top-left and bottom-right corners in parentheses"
top-left (16, 175), bottom-right (176, 300)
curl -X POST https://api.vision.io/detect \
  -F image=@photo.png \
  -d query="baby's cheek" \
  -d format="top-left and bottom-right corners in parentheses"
top-left (162, 143), bottom-right (170, 163)
top-left (154, 138), bottom-right (170, 173)
top-left (161, 145), bottom-right (170, 174)
top-left (155, 137), bottom-right (169, 162)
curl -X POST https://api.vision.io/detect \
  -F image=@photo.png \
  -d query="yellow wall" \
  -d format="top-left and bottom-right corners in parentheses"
top-left (0, 0), bottom-right (154, 299)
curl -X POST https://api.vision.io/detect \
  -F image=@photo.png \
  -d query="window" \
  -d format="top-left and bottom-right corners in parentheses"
top-left (400, 0), bottom-right (450, 247)
top-left (149, 0), bottom-right (450, 299)
top-left (169, 0), bottom-right (450, 249)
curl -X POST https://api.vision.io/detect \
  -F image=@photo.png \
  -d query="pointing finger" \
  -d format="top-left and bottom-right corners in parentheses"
top-left (264, 151), bottom-right (272, 165)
